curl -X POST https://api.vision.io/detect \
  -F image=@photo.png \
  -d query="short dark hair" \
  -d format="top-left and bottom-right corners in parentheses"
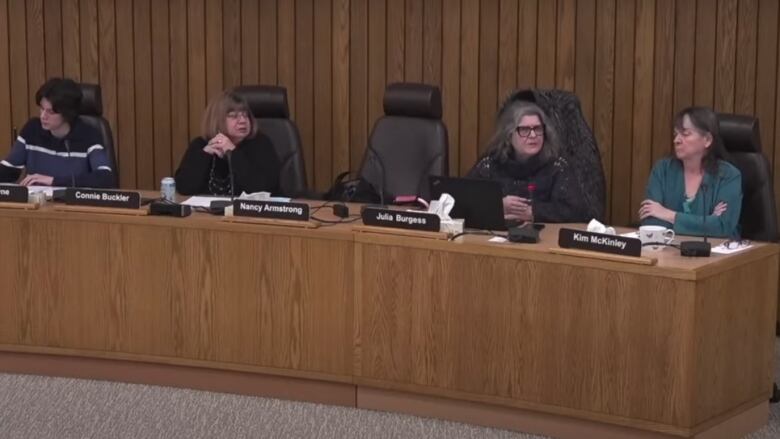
top-left (673, 106), bottom-right (727, 175)
top-left (35, 78), bottom-right (83, 124)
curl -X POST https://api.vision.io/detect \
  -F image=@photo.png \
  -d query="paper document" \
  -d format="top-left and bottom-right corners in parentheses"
top-left (621, 231), bottom-right (639, 239)
top-left (181, 196), bottom-right (231, 208)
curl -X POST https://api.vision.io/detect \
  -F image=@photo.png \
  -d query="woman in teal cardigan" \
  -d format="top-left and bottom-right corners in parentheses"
top-left (639, 107), bottom-right (742, 238)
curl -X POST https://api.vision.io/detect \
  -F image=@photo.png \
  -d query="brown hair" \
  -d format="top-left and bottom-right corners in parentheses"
top-left (201, 90), bottom-right (257, 140)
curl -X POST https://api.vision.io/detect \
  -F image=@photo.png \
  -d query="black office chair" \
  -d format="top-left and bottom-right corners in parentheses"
top-left (233, 85), bottom-right (307, 197)
top-left (718, 113), bottom-right (778, 242)
top-left (358, 82), bottom-right (449, 201)
top-left (78, 83), bottom-right (118, 186)
top-left (504, 88), bottom-right (606, 222)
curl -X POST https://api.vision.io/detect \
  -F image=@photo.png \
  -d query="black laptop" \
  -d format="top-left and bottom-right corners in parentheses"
top-left (428, 176), bottom-right (507, 230)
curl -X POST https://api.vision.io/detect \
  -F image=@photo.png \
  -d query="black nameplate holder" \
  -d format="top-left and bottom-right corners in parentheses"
top-left (361, 207), bottom-right (441, 232)
top-left (233, 200), bottom-right (310, 221)
top-left (65, 188), bottom-right (141, 209)
top-left (558, 228), bottom-right (642, 257)
top-left (0, 185), bottom-right (29, 203)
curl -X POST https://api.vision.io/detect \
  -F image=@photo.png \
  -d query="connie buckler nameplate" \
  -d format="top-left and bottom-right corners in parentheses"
top-left (233, 199), bottom-right (310, 221)
top-left (0, 185), bottom-right (28, 203)
top-left (558, 228), bottom-right (642, 257)
top-left (362, 207), bottom-right (440, 232)
top-left (65, 188), bottom-right (141, 209)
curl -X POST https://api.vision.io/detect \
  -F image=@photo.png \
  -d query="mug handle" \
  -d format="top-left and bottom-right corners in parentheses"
top-left (664, 229), bottom-right (675, 244)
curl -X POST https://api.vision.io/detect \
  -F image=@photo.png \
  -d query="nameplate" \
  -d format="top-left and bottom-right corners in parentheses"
top-left (65, 188), bottom-right (141, 209)
top-left (233, 200), bottom-right (310, 221)
top-left (558, 228), bottom-right (642, 257)
top-left (0, 185), bottom-right (28, 203)
top-left (361, 207), bottom-right (440, 232)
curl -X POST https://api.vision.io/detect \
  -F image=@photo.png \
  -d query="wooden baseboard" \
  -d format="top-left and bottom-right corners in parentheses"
top-left (0, 351), bottom-right (355, 407)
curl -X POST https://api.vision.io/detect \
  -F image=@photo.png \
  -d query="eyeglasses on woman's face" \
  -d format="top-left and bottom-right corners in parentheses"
top-left (515, 125), bottom-right (545, 138)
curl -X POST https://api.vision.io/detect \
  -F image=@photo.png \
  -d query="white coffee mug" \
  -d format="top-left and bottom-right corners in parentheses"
top-left (638, 225), bottom-right (675, 251)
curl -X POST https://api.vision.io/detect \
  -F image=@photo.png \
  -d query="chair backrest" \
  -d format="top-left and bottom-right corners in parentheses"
top-left (504, 88), bottom-right (606, 222)
top-left (358, 82), bottom-right (448, 200)
top-left (233, 85), bottom-right (307, 197)
top-left (719, 113), bottom-right (778, 242)
top-left (78, 83), bottom-right (118, 184)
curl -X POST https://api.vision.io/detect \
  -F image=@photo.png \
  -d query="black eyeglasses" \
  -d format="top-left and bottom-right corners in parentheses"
top-left (723, 238), bottom-right (750, 249)
top-left (515, 125), bottom-right (545, 138)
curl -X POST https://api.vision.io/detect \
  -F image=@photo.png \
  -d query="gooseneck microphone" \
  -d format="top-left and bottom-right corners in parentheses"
top-left (225, 149), bottom-right (236, 201)
top-left (63, 139), bottom-right (77, 188)
top-left (369, 148), bottom-right (386, 206)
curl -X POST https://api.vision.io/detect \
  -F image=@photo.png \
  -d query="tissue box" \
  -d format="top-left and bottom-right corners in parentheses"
top-left (440, 218), bottom-right (464, 235)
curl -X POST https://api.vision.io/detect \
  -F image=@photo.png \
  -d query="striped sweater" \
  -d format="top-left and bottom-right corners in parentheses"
top-left (0, 118), bottom-right (115, 188)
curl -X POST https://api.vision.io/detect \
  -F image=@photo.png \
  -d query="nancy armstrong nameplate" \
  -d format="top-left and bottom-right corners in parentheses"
top-left (362, 207), bottom-right (440, 232)
top-left (0, 185), bottom-right (28, 203)
top-left (233, 200), bottom-right (310, 221)
top-left (65, 188), bottom-right (141, 209)
top-left (558, 228), bottom-right (642, 257)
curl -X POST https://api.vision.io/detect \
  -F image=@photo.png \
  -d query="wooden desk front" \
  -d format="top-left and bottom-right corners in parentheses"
top-left (0, 205), bottom-right (776, 438)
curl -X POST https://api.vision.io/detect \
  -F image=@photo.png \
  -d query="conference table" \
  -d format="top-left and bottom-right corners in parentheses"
top-left (0, 197), bottom-right (777, 439)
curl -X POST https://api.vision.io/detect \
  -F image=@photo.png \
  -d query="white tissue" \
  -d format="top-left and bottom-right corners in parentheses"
top-left (427, 193), bottom-right (461, 234)
top-left (586, 219), bottom-right (615, 235)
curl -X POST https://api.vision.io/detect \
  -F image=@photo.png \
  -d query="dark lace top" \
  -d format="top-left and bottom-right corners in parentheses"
top-left (466, 152), bottom-right (590, 223)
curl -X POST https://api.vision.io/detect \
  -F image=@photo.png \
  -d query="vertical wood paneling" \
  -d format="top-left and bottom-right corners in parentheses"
top-left (386, 0), bottom-right (405, 84)
top-left (333, 0), bottom-right (350, 177)
top-left (0, 0), bottom-right (10, 144)
top-left (349, 0), bottom-right (368, 175)
top-left (115, 0), bottom-right (136, 188)
top-left (152, 0), bottom-right (172, 184)
top-left (631, 0), bottom-right (655, 223)
top-left (459, 0), bottom-right (479, 174)
top-left (8, 0), bottom-right (29, 128)
top-left (405, 0), bottom-right (423, 82)
top-left (61, 0), bottom-right (80, 80)
top-left (223, 0), bottom-right (242, 88)
top-left (133, 0), bottom-right (154, 188)
top-left (575, 0), bottom-right (596, 124)
top-left (478, 0), bottom-right (499, 153)
top-left (241, 0), bottom-right (259, 84)
top-left (442, 0), bottom-right (460, 175)
top-left (97, 0), bottom-right (117, 150)
top-left (611, 0), bottom-right (635, 229)
top-left (536, 0), bottom-right (556, 88)
top-left (651, 0), bottom-right (675, 163)
top-left (79, 0), bottom-right (99, 84)
top-left (295, 0), bottom-right (314, 186)
top-left (2, 0), bottom-right (779, 224)
top-left (313, 0), bottom-right (332, 190)
top-left (555, 0), bottom-right (576, 92)
top-left (715, 0), bottom-right (738, 112)
top-left (26, 0), bottom-right (45, 115)
top-left (43, 0), bottom-right (63, 79)
top-left (170, 0), bottom-right (190, 167)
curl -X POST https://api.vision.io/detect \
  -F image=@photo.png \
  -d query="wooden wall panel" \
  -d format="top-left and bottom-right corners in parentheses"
top-left (1, 0), bottom-right (780, 227)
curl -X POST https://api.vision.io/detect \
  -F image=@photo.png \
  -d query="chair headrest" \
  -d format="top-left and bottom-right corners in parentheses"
top-left (232, 85), bottom-right (290, 119)
top-left (383, 83), bottom-right (442, 119)
top-left (718, 113), bottom-right (761, 153)
top-left (79, 83), bottom-right (103, 116)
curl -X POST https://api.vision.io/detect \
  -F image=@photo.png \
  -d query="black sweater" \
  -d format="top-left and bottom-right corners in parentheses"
top-left (174, 134), bottom-right (280, 196)
top-left (466, 153), bottom-right (589, 223)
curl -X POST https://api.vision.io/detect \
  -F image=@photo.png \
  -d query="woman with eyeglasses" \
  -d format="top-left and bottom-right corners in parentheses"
top-left (639, 106), bottom-right (742, 237)
top-left (175, 90), bottom-right (280, 196)
top-left (467, 101), bottom-right (588, 223)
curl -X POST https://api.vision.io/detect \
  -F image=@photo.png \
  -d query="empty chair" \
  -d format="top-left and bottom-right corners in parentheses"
top-left (718, 113), bottom-right (778, 242)
top-left (78, 83), bottom-right (118, 185)
top-left (358, 82), bottom-right (448, 201)
top-left (233, 85), bottom-right (307, 197)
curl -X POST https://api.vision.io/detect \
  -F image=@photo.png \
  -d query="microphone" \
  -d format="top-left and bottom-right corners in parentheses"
top-left (63, 139), bottom-right (76, 188)
top-left (225, 149), bottom-right (236, 201)
top-left (527, 182), bottom-right (536, 221)
top-left (369, 148), bottom-right (386, 206)
top-left (680, 182), bottom-right (711, 257)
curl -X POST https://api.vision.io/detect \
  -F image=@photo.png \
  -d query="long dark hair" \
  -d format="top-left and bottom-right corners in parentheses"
top-left (673, 106), bottom-right (727, 175)
top-left (484, 101), bottom-right (560, 164)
